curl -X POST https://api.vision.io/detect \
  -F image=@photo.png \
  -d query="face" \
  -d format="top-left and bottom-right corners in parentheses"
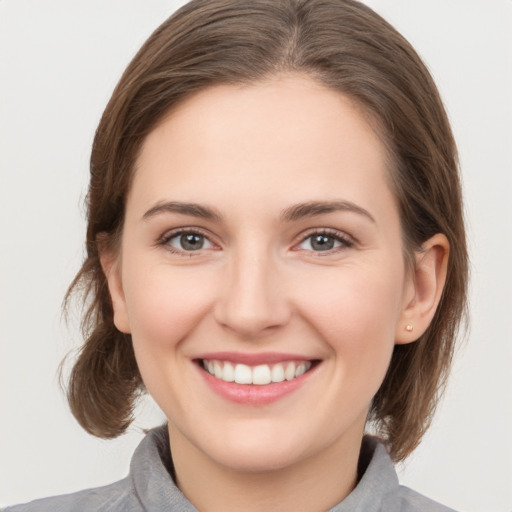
top-left (106, 75), bottom-right (417, 474)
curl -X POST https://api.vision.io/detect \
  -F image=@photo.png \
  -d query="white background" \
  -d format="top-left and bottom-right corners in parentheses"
top-left (1, 1), bottom-right (511, 510)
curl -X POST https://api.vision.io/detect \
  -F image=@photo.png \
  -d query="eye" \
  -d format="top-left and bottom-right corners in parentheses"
top-left (163, 230), bottom-right (215, 253)
top-left (297, 230), bottom-right (353, 252)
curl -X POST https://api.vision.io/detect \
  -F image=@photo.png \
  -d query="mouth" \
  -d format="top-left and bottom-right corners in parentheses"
top-left (193, 352), bottom-right (321, 404)
top-left (195, 355), bottom-right (320, 385)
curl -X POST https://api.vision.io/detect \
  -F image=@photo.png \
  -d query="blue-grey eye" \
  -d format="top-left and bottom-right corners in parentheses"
top-left (299, 234), bottom-right (343, 251)
top-left (168, 232), bottom-right (213, 251)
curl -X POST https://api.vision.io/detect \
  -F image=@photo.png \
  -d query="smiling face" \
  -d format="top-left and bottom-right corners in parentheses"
top-left (104, 75), bottom-right (418, 476)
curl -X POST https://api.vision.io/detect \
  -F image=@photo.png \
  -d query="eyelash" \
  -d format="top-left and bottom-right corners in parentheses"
top-left (294, 228), bottom-right (354, 255)
top-left (157, 227), bottom-right (354, 256)
top-left (158, 227), bottom-right (216, 256)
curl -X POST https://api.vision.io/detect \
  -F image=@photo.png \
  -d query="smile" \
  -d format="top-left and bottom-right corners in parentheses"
top-left (201, 359), bottom-right (313, 385)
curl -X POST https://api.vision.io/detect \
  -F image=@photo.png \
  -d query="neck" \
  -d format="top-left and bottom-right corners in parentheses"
top-left (168, 425), bottom-right (363, 512)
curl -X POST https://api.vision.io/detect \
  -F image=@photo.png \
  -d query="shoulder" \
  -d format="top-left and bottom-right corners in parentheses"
top-left (392, 485), bottom-right (458, 512)
top-left (2, 425), bottom-right (192, 512)
top-left (2, 477), bottom-right (142, 512)
top-left (333, 436), bottom-right (459, 512)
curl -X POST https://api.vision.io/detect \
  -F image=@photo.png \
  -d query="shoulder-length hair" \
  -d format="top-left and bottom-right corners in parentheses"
top-left (64, 0), bottom-right (468, 462)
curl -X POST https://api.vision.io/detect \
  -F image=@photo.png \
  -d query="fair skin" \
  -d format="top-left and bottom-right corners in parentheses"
top-left (102, 75), bottom-right (448, 512)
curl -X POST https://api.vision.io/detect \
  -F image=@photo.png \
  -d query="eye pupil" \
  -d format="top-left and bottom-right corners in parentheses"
top-left (311, 234), bottom-right (334, 251)
top-left (181, 233), bottom-right (204, 250)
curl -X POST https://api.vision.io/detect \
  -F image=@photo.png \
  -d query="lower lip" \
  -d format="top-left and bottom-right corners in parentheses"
top-left (196, 363), bottom-right (317, 405)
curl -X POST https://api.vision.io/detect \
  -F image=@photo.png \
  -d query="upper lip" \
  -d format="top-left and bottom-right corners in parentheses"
top-left (194, 351), bottom-right (317, 366)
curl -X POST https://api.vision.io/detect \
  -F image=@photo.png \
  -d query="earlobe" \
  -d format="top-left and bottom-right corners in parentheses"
top-left (98, 242), bottom-right (131, 334)
top-left (395, 233), bottom-right (449, 344)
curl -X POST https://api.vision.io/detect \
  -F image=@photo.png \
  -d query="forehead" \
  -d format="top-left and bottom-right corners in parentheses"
top-left (130, 74), bottom-right (395, 221)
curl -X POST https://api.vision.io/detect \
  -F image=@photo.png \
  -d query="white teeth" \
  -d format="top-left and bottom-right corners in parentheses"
top-left (213, 361), bottom-right (223, 379)
top-left (234, 363), bottom-right (252, 384)
top-left (295, 363), bottom-right (306, 378)
top-left (271, 364), bottom-right (285, 383)
top-left (253, 365), bottom-right (272, 385)
top-left (222, 361), bottom-right (235, 382)
top-left (202, 360), bottom-right (313, 385)
top-left (285, 362), bottom-right (296, 381)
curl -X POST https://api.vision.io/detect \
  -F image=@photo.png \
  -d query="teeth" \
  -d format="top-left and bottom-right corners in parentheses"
top-left (271, 364), bottom-right (285, 383)
top-left (223, 361), bottom-right (235, 382)
top-left (253, 365), bottom-right (272, 385)
top-left (202, 360), bottom-right (312, 385)
top-left (295, 363), bottom-right (306, 378)
top-left (234, 363), bottom-right (252, 384)
top-left (285, 362), bottom-right (296, 381)
top-left (213, 361), bottom-right (223, 379)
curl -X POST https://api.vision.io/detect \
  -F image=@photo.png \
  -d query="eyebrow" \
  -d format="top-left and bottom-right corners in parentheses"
top-left (280, 200), bottom-right (376, 223)
top-left (142, 201), bottom-right (222, 222)
top-left (142, 199), bottom-right (375, 224)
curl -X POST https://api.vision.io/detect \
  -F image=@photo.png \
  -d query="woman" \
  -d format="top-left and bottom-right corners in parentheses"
top-left (4, 0), bottom-right (469, 510)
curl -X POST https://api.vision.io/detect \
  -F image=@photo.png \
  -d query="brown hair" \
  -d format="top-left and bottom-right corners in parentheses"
top-left (64, 0), bottom-right (468, 461)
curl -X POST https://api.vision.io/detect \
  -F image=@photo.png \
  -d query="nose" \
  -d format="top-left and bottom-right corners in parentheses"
top-left (213, 247), bottom-right (291, 340)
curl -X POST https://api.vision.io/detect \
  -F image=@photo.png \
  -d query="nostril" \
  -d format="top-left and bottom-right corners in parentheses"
top-left (214, 302), bottom-right (291, 339)
top-left (212, 267), bottom-right (291, 337)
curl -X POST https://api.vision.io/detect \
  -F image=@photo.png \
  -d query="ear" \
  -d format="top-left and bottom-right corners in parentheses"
top-left (395, 233), bottom-right (449, 344)
top-left (98, 239), bottom-right (131, 334)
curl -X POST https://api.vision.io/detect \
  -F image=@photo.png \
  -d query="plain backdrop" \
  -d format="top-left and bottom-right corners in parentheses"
top-left (1, 1), bottom-right (511, 510)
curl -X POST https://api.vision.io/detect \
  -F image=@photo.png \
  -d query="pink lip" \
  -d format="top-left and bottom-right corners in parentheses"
top-left (194, 354), bottom-right (320, 406)
top-left (195, 351), bottom-right (314, 365)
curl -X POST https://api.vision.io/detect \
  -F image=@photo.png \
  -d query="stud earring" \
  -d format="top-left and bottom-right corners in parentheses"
top-left (405, 324), bottom-right (413, 332)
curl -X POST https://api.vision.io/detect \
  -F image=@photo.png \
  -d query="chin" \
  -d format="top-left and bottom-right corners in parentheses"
top-left (209, 439), bottom-right (311, 474)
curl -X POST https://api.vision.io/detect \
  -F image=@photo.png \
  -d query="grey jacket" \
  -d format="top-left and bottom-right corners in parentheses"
top-left (4, 426), bottom-right (457, 511)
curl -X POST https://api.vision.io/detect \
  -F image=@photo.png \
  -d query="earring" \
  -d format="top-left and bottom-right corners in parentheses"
top-left (405, 324), bottom-right (413, 332)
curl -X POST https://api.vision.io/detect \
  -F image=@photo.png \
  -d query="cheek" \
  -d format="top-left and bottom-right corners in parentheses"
top-left (296, 263), bottom-right (403, 370)
top-left (122, 261), bottom-right (217, 354)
